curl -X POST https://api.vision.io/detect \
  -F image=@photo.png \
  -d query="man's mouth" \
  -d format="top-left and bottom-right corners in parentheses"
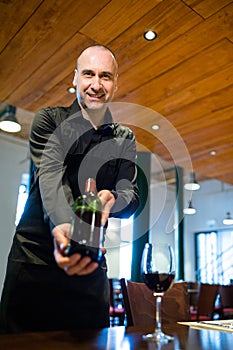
top-left (87, 93), bottom-right (105, 100)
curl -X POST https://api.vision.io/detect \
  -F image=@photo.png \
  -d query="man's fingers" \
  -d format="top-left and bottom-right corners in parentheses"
top-left (51, 216), bottom-right (100, 276)
top-left (52, 223), bottom-right (71, 250)
top-left (64, 256), bottom-right (98, 276)
top-left (99, 191), bottom-right (115, 226)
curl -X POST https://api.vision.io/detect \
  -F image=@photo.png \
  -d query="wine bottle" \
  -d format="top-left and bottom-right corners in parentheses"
top-left (65, 178), bottom-right (103, 261)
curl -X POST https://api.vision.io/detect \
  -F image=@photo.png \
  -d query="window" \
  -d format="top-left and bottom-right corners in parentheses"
top-left (15, 173), bottom-right (29, 226)
top-left (195, 229), bottom-right (233, 284)
top-left (119, 216), bottom-right (133, 279)
top-left (106, 216), bottom-right (133, 280)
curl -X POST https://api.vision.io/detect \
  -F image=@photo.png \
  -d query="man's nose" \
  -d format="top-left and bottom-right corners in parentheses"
top-left (91, 76), bottom-right (102, 90)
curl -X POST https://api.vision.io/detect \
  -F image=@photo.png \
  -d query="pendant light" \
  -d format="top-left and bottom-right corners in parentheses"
top-left (0, 105), bottom-right (21, 133)
top-left (183, 200), bottom-right (196, 215)
top-left (223, 212), bottom-right (233, 225)
top-left (184, 172), bottom-right (200, 191)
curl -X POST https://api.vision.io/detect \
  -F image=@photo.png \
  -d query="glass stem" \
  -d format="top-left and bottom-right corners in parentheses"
top-left (155, 295), bottom-right (162, 333)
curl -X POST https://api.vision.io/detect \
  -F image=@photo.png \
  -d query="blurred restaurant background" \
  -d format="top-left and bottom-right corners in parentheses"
top-left (0, 0), bottom-right (232, 322)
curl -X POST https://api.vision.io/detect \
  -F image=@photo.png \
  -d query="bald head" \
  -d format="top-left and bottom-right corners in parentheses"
top-left (77, 45), bottom-right (118, 73)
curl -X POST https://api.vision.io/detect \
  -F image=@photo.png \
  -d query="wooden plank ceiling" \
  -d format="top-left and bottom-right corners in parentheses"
top-left (0, 0), bottom-right (232, 185)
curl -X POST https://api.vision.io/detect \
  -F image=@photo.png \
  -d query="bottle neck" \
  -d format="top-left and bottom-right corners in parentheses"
top-left (85, 178), bottom-right (96, 194)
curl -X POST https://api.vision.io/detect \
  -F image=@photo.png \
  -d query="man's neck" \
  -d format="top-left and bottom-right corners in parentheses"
top-left (79, 103), bottom-right (106, 129)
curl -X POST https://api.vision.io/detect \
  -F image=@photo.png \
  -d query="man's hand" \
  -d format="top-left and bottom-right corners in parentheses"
top-left (98, 190), bottom-right (115, 226)
top-left (52, 223), bottom-right (98, 276)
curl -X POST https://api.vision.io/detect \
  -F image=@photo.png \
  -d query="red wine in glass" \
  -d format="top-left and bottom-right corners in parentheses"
top-left (141, 243), bottom-right (176, 343)
top-left (143, 272), bottom-right (175, 293)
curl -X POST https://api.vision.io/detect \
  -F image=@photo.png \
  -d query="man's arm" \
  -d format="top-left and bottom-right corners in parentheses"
top-left (30, 108), bottom-right (74, 228)
top-left (109, 128), bottom-right (140, 219)
top-left (30, 108), bottom-right (99, 275)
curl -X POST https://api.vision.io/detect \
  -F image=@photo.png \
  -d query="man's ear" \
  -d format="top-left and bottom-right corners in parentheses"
top-left (72, 69), bottom-right (78, 86)
top-left (114, 74), bottom-right (118, 92)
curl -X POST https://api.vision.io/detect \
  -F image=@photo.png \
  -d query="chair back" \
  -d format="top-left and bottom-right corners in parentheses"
top-left (195, 283), bottom-right (219, 320)
top-left (120, 279), bottom-right (190, 327)
top-left (219, 285), bottom-right (233, 308)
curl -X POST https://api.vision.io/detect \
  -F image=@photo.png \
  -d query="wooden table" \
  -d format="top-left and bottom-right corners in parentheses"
top-left (0, 323), bottom-right (232, 349)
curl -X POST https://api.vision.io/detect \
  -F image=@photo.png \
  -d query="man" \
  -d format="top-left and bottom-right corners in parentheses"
top-left (0, 45), bottom-right (139, 333)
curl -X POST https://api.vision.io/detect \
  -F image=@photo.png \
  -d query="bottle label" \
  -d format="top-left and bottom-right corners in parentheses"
top-left (65, 178), bottom-right (103, 261)
top-left (71, 208), bottom-right (101, 248)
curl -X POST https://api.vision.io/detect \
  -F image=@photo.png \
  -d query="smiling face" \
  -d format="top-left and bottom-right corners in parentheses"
top-left (73, 46), bottom-right (118, 111)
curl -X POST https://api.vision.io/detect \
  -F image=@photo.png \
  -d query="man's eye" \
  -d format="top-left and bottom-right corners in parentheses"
top-left (82, 71), bottom-right (93, 77)
top-left (102, 74), bottom-right (112, 80)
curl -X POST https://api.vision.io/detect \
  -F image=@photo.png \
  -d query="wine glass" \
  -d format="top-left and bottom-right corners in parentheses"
top-left (141, 242), bottom-right (175, 343)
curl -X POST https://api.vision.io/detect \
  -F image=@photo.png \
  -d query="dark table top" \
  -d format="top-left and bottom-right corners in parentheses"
top-left (0, 323), bottom-right (232, 349)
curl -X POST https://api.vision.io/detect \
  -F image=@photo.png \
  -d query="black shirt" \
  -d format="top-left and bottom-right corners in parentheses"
top-left (10, 100), bottom-right (139, 265)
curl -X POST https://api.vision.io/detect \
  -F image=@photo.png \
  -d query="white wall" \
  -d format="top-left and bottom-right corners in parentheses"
top-left (150, 182), bottom-right (175, 246)
top-left (0, 134), bottom-right (30, 296)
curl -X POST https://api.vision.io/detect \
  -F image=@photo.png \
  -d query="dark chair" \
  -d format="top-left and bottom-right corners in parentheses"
top-left (108, 278), bottom-right (125, 326)
top-left (187, 281), bottom-right (199, 311)
top-left (120, 279), bottom-right (190, 327)
top-left (190, 283), bottom-right (219, 321)
top-left (219, 284), bottom-right (233, 319)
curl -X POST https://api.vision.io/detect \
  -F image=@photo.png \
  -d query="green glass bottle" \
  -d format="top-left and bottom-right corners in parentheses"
top-left (65, 178), bottom-right (103, 261)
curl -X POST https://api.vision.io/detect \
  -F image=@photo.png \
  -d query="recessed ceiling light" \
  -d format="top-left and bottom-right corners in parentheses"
top-left (67, 87), bottom-right (76, 94)
top-left (210, 150), bottom-right (217, 156)
top-left (144, 30), bottom-right (157, 41)
top-left (151, 124), bottom-right (160, 130)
